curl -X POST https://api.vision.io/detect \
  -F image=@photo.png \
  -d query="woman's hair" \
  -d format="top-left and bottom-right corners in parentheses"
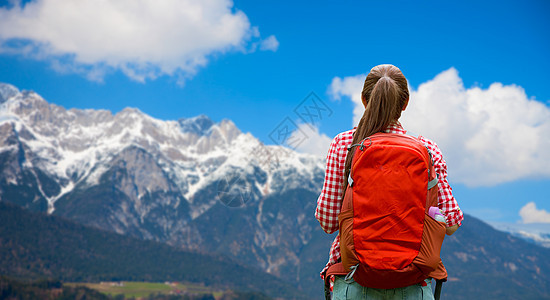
top-left (341, 64), bottom-right (409, 196)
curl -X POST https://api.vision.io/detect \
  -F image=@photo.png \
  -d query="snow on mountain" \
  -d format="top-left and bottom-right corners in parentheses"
top-left (489, 222), bottom-right (550, 248)
top-left (0, 83), bottom-right (20, 104)
top-left (0, 82), bottom-right (324, 217)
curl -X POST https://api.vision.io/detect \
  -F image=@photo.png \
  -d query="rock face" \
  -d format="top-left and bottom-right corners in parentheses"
top-left (0, 83), bottom-right (332, 295)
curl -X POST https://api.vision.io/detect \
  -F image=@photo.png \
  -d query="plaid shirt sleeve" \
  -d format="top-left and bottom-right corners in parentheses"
top-left (315, 132), bottom-right (348, 234)
top-left (316, 130), bottom-right (354, 279)
top-left (420, 136), bottom-right (464, 227)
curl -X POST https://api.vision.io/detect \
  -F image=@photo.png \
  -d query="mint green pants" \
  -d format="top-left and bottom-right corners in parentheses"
top-left (333, 276), bottom-right (435, 300)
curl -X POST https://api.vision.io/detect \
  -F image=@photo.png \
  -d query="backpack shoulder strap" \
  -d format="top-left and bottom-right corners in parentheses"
top-left (405, 131), bottom-right (438, 189)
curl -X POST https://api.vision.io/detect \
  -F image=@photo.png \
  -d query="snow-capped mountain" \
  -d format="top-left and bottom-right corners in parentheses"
top-left (0, 83), bottom-right (324, 207)
top-left (0, 83), bottom-right (323, 212)
top-left (0, 83), bottom-right (329, 294)
top-left (489, 222), bottom-right (550, 248)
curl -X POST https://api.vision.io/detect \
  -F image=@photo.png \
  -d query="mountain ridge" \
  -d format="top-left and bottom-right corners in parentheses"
top-left (441, 214), bottom-right (550, 299)
top-left (0, 82), bottom-right (323, 214)
top-left (488, 221), bottom-right (550, 248)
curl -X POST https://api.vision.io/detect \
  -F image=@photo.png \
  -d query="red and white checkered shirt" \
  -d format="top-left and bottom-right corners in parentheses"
top-left (315, 121), bottom-right (464, 279)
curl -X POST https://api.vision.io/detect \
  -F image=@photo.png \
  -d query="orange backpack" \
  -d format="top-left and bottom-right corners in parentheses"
top-left (324, 132), bottom-right (447, 290)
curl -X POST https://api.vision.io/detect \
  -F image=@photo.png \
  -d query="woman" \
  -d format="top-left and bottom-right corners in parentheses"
top-left (316, 64), bottom-right (463, 299)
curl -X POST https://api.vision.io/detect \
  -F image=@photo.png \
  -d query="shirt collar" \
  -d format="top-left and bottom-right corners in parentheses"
top-left (385, 121), bottom-right (406, 134)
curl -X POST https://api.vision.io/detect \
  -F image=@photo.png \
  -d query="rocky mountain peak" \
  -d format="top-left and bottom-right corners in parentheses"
top-left (0, 83), bottom-right (21, 103)
top-left (218, 119), bottom-right (241, 143)
top-left (178, 114), bottom-right (215, 135)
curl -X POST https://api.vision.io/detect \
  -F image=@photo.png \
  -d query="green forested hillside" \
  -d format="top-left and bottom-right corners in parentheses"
top-left (0, 202), bottom-right (302, 299)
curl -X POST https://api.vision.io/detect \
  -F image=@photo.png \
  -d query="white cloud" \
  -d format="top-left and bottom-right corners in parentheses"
top-left (329, 74), bottom-right (366, 127)
top-left (329, 68), bottom-right (550, 187)
top-left (259, 35), bottom-right (279, 52)
top-left (290, 123), bottom-right (332, 157)
top-left (520, 202), bottom-right (550, 224)
top-left (0, 0), bottom-right (275, 83)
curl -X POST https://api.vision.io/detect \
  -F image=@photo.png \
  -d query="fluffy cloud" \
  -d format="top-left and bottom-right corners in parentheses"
top-left (0, 0), bottom-right (275, 83)
top-left (520, 202), bottom-right (550, 224)
top-left (329, 68), bottom-right (550, 187)
top-left (329, 74), bottom-right (366, 127)
top-left (290, 123), bottom-right (332, 157)
top-left (259, 35), bottom-right (279, 52)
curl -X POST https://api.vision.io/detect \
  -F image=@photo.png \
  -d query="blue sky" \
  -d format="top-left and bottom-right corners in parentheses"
top-left (0, 0), bottom-right (549, 224)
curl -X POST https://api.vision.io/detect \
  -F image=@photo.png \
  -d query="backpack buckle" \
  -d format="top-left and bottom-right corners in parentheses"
top-left (344, 264), bottom-right (359, 283)
top-left (359, 137), bottom-right (372, 150)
